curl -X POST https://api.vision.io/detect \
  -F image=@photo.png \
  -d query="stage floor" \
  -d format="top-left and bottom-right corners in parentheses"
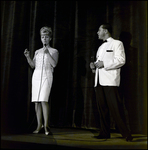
top-left (1, 127), bottom-right (147, 149)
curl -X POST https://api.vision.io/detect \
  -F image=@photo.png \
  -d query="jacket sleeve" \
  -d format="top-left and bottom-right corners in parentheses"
top-left (103, 41), bottom-right (126, 70)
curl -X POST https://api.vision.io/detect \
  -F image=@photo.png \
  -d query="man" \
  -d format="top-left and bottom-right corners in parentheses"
top-left (90, 23), bottom-right (133, 141)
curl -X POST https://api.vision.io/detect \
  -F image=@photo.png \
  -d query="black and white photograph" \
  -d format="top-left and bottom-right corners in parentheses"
top-left (1, 1), bottom-right (147, 149)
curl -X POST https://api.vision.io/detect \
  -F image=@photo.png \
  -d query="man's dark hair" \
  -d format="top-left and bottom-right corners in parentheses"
top-left (102, 23), bottom-right (112, 34)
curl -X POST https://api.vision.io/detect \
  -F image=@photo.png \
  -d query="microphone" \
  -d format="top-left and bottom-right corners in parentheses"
top-left (44, 44), bottom-right (47, 53)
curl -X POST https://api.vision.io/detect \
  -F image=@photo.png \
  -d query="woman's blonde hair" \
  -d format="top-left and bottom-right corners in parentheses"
top-left (40, 26), bottom-right (52, 37)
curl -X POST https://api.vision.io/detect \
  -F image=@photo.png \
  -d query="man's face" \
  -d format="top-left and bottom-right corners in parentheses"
top-left (97, 25), bottom-right (105, 40)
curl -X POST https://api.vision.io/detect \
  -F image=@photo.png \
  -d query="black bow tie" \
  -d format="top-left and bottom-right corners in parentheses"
top-left (103, 40), bottom-right (107, 43)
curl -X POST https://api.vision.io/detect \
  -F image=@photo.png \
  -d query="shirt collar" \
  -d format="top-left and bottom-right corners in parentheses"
top-left (106, 37), bottom-right (113, 42)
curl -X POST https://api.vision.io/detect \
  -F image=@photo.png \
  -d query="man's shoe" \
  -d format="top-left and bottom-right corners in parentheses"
top-left (126, 135), bottom-right (133, 142)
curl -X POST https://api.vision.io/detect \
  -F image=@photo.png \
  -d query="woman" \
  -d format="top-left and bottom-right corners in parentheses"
top-left (24, 27), bottom-right (59, 135)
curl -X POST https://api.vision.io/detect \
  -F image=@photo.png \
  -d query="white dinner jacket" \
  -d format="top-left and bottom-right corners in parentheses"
top-left (94, 37), bottom-right (125, 87)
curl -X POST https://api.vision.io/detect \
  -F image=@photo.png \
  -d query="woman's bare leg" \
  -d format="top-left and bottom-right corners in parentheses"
top-left (34, 102), bottom-right (43, 131)
top-left (41, 102), bottom-right (50, 132)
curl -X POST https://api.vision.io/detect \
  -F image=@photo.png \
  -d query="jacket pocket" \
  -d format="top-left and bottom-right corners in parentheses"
top-left (106, 50), bottom-right (113, 52)
top-left (104, 51), bottom-right (114, 60)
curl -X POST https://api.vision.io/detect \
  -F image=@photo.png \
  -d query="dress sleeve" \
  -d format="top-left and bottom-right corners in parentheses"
top-left (33, 50), bottom-right (39, 62)
top-left (52, 51), bottom-right (59, 67)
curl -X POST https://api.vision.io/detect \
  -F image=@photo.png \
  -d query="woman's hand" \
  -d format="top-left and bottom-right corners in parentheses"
top-left (24, 49), bottom-right (30, 57)
top-left (43, 46), bottom-right (49, 54)
top-left (24, 49), bottom-right (35, 68)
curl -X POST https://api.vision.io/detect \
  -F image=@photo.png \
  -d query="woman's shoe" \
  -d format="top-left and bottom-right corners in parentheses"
top-left (33, 125), bottom-right (44, 134)
top-left (45, 127), bottom-right (51, 135)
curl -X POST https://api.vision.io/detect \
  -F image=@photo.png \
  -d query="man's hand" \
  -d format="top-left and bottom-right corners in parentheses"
top-left (94, 60), bottom-right (104, 69)
top-left (90, 62), bottom-right (95, 70)
top-left (90, 62), bottom-right (96, 73)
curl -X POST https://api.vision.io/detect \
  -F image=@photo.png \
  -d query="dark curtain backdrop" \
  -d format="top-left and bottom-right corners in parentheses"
top-left (1, 1), bottom-right (147, 135)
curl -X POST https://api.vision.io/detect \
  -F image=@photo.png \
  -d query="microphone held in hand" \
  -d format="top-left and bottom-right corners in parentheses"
top-left (43, 44), bottom-right (48, 53)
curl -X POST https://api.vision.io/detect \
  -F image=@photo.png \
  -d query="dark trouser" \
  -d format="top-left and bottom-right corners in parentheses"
top-left (95, 85), bottom-right (130, 138)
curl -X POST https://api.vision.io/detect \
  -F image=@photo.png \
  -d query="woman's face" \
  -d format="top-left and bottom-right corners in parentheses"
top-left (41, 34), bottom-right (51, 45)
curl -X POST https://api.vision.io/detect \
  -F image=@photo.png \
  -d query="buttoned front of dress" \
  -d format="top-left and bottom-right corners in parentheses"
top-left (31, 47), bottom-right (58, 102)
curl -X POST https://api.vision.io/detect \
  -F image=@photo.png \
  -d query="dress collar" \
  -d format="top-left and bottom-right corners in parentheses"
top-left (46, 45), bottom-right (51, 49)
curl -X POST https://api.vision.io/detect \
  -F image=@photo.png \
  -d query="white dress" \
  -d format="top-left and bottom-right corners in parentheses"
top-left (31, 47), bottom-right (58, 102)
